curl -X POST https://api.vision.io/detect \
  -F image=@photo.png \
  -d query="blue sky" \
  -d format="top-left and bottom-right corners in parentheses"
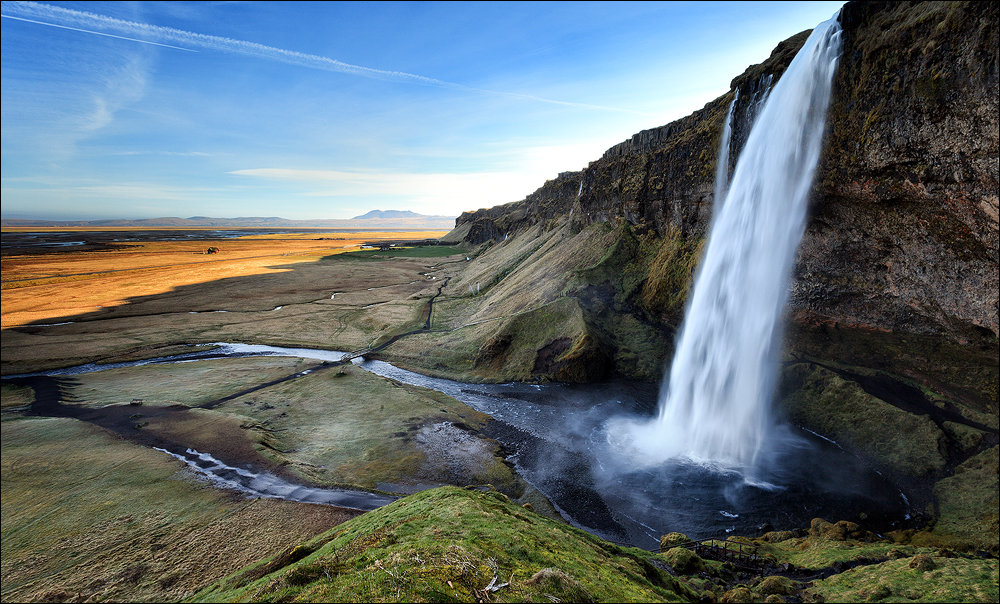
top-left (1, 1), bottom-right (845, 221)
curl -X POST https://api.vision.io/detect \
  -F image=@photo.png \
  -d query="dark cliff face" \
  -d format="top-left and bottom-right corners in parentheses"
top-left (435, 2), bottom-right (998, 546)
top-left (798, 1), bottom-right (999, 342)
top-left (571, 29), bottom-right (814, 240)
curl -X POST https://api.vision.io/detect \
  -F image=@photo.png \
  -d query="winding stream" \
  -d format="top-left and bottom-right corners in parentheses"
top-left (4, 343), bottom-right (913, 548)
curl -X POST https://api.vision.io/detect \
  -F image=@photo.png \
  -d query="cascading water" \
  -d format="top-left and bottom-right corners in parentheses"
top-left (614, 15), bottom-right (842, 472)
top-left (713, 90), bottom-right (737, 214)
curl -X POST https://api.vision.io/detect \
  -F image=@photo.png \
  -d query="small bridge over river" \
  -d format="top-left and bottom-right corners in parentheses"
top-left (339, 348), bottom-right (371, 362)
top-left (669, 538), bottom-right (767, 572)
top-left (337, 275), bottom-right (452, 365)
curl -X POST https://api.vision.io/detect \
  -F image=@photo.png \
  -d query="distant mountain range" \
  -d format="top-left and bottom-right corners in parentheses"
top-left (1, 211), bottom-right (456, 230)
top-left (351, 209), bottom-right (425, 220)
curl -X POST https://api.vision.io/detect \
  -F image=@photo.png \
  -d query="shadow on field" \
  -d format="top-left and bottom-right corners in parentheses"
top-left (10, 246), bottom-right (465, 330)
top-left (1, 243), bottom-right (476, 384)
top-left (7, 373), bottom-right (294, 478)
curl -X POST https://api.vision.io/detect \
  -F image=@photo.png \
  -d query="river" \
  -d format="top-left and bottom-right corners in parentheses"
top-left (3, 343), bottom-right (911, 549)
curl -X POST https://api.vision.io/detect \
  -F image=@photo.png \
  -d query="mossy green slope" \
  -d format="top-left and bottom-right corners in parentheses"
top-left (188, 486), bottom-right (701, 603)
top-left (920, 446), bottom-right (1000, 552)
top-left (739, 532), bottom-right (997, 603)
top-left (780, 363), bottom-right (948, 476)
top-left (802, 555), bottom-right (999, 603)
top-left (385, 219), bottom-right (701, 383)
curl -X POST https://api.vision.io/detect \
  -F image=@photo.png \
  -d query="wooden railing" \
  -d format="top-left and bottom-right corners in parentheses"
top-left (668, 537), bottom-right (767, 571)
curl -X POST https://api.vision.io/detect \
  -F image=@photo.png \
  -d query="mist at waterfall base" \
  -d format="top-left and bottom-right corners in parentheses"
top-left (579, 15), bottom-right (906, 541)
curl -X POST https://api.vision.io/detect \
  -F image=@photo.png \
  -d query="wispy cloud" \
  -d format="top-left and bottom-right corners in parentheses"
top-left (107, 150), bottom-right (213, 157)
top-left (1, 1), bottom-right (646, 114)
top-left (1, 13), bottom-right (197, 51)
top-left (2, 4), bottom-right (152, 160)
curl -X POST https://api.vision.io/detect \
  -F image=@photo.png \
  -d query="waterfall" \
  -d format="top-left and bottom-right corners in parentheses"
top-left (616, 15), bottom-right (842, 472)
top-left (713, 90), bottom-right (738, 214)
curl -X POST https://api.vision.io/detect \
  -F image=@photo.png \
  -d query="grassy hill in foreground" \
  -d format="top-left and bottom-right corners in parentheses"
top-left (188, 486), bottom-right (998, 604)
top-left (189, 486), bottom-right (701, 603)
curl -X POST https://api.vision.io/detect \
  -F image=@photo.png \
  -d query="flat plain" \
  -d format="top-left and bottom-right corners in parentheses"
top-left (1, 228), bottom-right (545, 602)
top-left (1, 228), bottom-right (456, 371)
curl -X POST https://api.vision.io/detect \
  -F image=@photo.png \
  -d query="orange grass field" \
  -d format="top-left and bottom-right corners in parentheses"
top-left (0, 229), bottom-right (448, 329)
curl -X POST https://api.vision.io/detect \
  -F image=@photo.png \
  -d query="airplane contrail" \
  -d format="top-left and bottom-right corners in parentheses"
top-left (1, 1), bottom-right (647, 114)
top-left (1, 14), bottom-right (198, 51)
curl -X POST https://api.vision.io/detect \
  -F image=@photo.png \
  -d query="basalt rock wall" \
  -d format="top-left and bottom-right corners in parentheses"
top-left (450, 171), bottom-right (583, 245)
top-left (796, 1), bottom-right (998, 342)
top-left (573, 28), bottom-right (813, 240)
top-left (438, 3), bottom-right (998, 543)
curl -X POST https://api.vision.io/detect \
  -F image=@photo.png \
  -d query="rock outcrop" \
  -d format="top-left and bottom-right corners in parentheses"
top-left (446, 170), bottom-right (583, 245)
top-left (571, 28), bottom-right (813, 240)
top-left (460, 1), bottom-right (998, 345)
top-left (799, 0), bottom-right (998, 342)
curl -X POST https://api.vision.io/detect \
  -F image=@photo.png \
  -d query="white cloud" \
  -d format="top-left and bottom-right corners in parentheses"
top-left (2, 6), bottom-right (151, 160)
top-left (228, 168), bottom-right (527, 214)
top-left (228, 140), bottom-right (606, 216)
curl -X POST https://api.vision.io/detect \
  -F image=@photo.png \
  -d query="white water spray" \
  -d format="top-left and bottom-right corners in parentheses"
top-left (616, 16), bottom-right (842, 471)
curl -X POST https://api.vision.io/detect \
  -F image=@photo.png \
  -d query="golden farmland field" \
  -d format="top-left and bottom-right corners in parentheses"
top-left (1, 228), bottom-right (460, 372)
top-left (1, 228), bottom-right (448, 328)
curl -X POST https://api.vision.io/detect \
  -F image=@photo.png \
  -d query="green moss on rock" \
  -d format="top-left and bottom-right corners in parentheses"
top-left (780, 363), bottom-right (947, 476)
top-left (660, 532), bottom-right (690, 551)
top-left (665, 547), bottom-right (706, 575)
top-left (802, 555), bottom-right (999, 603)
top-left (916, 446), bottom-right (999, 553)
top-left (941, 421), bottom-right (986, 453)
top-left (721, 586), bottom-right (755, 603)
top-left (762, 531), bottom-right (795, 543)
top-left (190, 486), bottom-right (701, 603)
top-left (755, 575), bottom-right (795, 596)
